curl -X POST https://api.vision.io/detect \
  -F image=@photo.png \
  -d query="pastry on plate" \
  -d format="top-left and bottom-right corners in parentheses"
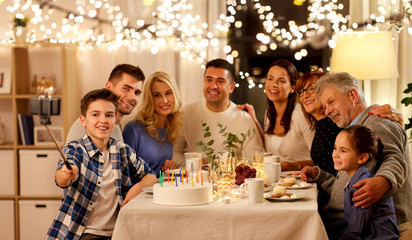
top-left (279, 177), bottom-right (296, 187)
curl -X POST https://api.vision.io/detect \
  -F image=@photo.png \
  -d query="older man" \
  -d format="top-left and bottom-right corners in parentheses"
top-left (172, 58), bottom-right (264, 167)
top-left (301, 72), bottom-right (411, 237)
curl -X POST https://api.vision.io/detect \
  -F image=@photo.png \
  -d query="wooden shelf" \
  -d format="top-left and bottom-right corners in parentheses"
top-left (0, 196), bottom-right (16, 200)
top-left (14, 94), bottom-right (63, 99)
top-left (0, 143), bottom-right (14, 149)
top-left (17, 145), bottom-right (64, 149)
top-left (0, 94), bottom-right (12, 99)
top-left (0, 45), bottom-right (77, 240)
top-left (17, 196), bottom-right (61, 200)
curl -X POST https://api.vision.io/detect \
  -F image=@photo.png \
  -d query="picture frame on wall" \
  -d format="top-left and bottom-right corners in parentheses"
top-left (0, 68), bottom-right (11, 94)
top-left (34, 126), bottom-right (64, 146)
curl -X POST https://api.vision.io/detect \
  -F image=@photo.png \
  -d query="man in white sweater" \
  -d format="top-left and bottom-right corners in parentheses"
top-left (173, 59), bottom-right (264, 167)
top-left (65, 64), bottom-right (145, 143)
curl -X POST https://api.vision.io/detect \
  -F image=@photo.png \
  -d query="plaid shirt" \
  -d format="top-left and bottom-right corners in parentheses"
top-left (45, 135), bottom-right (155, 240)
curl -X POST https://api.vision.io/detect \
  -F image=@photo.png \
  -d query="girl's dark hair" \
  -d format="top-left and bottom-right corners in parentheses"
top-left (296, 70), bottom-right (326, 130)
top-left (342, 125), bottom-right (384, 171)
top-left (266, 59), bottom-right (298, 135)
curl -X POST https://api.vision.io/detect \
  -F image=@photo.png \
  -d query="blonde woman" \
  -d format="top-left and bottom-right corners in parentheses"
top-left (123, 71), bottom-right (182, 175)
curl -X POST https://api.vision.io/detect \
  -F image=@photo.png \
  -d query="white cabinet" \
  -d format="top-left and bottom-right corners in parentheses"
top-left (0, 150), bottom-right (15, 195)
top-left (0, 200), bottom-right (15, 240)
top-left (19, 200), bottom-right (60, 240)
top-left (19, 149), bottom-right (62, 196)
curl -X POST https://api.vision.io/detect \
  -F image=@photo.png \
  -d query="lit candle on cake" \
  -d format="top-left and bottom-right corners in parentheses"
top-left (201, 172), bottom-right (203, 186)
top-left (191, 170), bottom-right (194, 187)
top-left (160, 171), bottom-right (163, 187)
top-left (196, 171), bottom-right (199, 183)
top-left (186, 169), bottom-right (189, 184)
top-left (167, 169), bottom-right (170, 183)
top-left (171, 172), bottom-right (175, 185)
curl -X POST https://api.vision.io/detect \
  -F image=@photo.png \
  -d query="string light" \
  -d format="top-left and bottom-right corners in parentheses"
top-left (225, 0), bottom-right (411, 63)
top-left (224, 0), bottom-right (411, 89)
top-left (4, 0), bottom-right (219, 64)
top-left (3, 0), bottom-right (411, 89)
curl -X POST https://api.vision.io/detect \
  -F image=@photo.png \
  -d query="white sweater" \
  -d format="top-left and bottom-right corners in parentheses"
top-left (264, 104), bottom-right (315, 162)
top-left (173, 100), bottom-right (264, 167)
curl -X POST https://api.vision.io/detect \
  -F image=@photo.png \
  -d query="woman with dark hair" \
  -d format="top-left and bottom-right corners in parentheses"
top-left (239, 59), bottom-right (314, 171)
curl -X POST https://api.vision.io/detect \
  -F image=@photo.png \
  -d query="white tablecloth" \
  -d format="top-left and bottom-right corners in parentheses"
top-left (112, 186), bottom-right (328, 240)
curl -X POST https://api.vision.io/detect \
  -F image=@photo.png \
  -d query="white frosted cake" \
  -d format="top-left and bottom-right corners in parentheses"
top-left (153, 182), bottom-right (213, 206)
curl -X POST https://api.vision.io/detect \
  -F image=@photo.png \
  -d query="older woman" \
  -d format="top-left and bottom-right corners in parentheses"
top-left (123, 71), bottom-right (182, 175)
top-left (296, 70), bottom-right (339, 176)
top-left (239, 59), bottom-right (314, 171)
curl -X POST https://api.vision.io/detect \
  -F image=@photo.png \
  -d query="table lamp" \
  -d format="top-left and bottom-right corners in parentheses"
top-left (329, 31), bottom-right (399, 105)
top-left (330, 31), bottom-right (399, 79)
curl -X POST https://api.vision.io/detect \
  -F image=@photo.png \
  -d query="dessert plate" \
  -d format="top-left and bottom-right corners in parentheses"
top-left (264, 185), bottom-right (274, 192)
top-left (280, 171), bottom-right (301, 179)
top-left (142, 187), bottom-right (153, 194)
top-left (273, 182), bottom-right (313, 190)
top-left (264, 192), bottom-right (304, 201)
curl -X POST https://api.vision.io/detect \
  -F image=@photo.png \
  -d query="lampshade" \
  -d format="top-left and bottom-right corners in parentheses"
top-left (330, 31), bottom-right (399, 80)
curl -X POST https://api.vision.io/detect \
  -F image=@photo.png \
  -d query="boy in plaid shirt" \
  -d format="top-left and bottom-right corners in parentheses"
top-left (46, 89), bottom-right (156, 240)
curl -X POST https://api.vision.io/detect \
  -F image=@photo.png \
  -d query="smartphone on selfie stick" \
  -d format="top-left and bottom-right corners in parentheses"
top-left (29, 94), bottom-right (72, 170)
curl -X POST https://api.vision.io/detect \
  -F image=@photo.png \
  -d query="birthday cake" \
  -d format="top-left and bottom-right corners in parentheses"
top-left (153, 181), bottom-right (213, 206)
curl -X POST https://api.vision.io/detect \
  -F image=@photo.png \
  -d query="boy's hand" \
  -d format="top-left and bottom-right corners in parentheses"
top-left (56, 164), bottom-right (78, 188)
top-left (61, 164), bottom-right (78, 181)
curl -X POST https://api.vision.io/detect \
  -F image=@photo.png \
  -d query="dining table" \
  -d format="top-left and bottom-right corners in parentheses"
top-left (112, 183), bottom-right (328, 240)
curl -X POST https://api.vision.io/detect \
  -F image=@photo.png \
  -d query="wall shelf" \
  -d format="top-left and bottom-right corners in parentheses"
top-left (0, 45), bottom-right (77, 240)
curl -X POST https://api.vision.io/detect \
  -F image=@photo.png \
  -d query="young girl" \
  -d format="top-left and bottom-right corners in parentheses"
top-left (333, 125), bottom-right (399, 240)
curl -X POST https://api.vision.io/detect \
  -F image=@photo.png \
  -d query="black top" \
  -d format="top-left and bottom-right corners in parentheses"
top-left (311, 117), bottom-right (342, 176)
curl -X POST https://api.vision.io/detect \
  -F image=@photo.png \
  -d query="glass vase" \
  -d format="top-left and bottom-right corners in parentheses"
top-left (209, 161), bottom-right (222, 198)
top-left (226, 148), bottom-right (238, 176)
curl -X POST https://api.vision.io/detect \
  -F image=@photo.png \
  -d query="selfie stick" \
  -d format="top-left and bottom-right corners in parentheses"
top-left (44, 124), bottom-right (73, 170)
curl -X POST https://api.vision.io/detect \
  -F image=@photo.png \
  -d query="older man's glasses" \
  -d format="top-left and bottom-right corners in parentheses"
top-left (296, 85), bottom-right (315, 96)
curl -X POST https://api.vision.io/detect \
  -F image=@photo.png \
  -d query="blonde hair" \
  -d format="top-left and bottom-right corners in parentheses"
top-left (136, 71), bottom-right (182, 144)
